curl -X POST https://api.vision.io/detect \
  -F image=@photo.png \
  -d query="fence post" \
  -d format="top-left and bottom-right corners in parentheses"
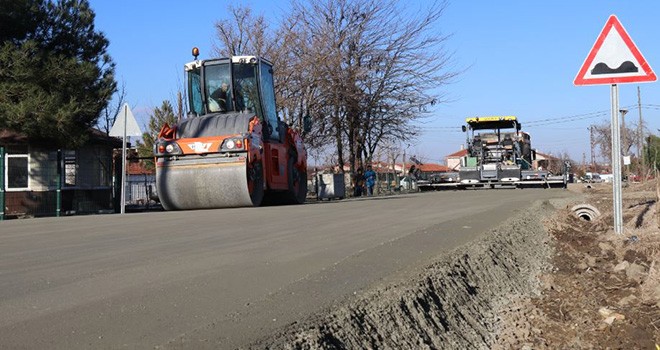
top-left (56, 149), bottom-right (62, 217)
top-left (0, 146), bottom-right (5, 221)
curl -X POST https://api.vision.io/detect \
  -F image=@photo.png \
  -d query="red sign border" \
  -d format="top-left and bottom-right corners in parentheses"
top-left (574, 15), bottom-right (656, 86)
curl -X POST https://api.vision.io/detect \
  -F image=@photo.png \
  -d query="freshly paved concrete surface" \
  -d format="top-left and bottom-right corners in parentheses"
top-left (0, 189), bottom-right (575, 349)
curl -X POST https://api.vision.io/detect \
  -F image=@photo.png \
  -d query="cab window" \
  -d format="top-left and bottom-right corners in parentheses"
top-left (232, 63), bottom-right (261, 117)
top-left (187, 67), bottom-right (203, 116)
top-left (204, 63), bottom-right (233, 113)
top-left (259, 61), bottom-right (279, 140)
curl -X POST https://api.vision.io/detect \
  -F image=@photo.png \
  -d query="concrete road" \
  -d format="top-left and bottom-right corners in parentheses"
top-left (0, 189), bottom-right (575, 349)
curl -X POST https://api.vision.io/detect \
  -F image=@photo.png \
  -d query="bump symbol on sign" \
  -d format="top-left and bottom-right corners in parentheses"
top-left (592, 61), bottom-right (637, 75)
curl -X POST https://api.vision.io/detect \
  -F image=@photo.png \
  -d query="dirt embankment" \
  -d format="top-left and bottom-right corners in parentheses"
top-left (249, 199), bottom-right (564, 349)
top-left (249, 184), bottom-right (659, 349)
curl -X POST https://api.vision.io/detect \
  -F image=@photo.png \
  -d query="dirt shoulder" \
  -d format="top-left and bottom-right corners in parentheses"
top-left (247, 184), bottom-right (659, 349)
top-left (248, 198), bottom-right (567, 349)
top-left (494, 182), bottom-right (660, 349)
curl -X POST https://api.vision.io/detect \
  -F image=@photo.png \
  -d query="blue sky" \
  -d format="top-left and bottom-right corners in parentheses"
top-left (89, 0), bottom-right (660, 164)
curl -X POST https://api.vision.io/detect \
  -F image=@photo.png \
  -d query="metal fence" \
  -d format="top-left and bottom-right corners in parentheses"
top-left (1, 146), bottom-right (119, 220)
top-left (125, 174), bottom-right (159, 209)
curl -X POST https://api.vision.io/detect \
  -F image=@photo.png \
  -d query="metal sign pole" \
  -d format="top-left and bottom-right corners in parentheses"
top-left (108, 103), bottom-right (141, 215)
top-left (56, 149), bottom-right (62, 217)
top-left (120, 105), bottom-right (127, 214)
top-left (610, 84), bottom-right (623, 234)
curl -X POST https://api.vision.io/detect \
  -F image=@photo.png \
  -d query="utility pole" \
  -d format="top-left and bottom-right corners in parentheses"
top-left (620, 109), bottom-right (629, 180)
top-left (620, 109), bottom-right (628, 156)
top-left (589, 126), bottom-right (596, 171)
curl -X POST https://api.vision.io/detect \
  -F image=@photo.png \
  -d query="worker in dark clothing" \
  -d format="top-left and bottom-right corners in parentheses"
top-left (354, 167), bottom-right (364, 197)
top-left (210, 82), bottom-right (229, 111)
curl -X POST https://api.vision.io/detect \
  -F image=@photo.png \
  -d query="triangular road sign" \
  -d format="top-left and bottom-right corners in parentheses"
top-left (574, 15), bottom-right (656, 86)
top-left (109, 103), bottom-right (142, 137)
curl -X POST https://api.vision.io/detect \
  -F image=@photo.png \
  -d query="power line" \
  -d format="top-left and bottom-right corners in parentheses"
top-left (422, 104), bottom-right (659, 132)
top-left (525, 104), bottom-right (638, 127)
top-left (525, 112), bottom-right (609, 127)
top-left (526, 109), bottom-right (611, 124)
top-left (421, 126), bottom-right (462, 130)
top-left (421, 129), bottom-right (463, 133)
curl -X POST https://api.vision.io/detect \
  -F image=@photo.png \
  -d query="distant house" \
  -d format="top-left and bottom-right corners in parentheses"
top-left (534, 151), bottom-right (562, 173)
top-left (1, 129), bottom-right (122, 218)
top-left (126, 158), bottom-right (156, 206)
top-left (445, 149), bottom-right (468, 171)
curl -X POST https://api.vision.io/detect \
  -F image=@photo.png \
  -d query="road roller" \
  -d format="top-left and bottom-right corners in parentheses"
top-left (153, 48), bottom-right (308, 210)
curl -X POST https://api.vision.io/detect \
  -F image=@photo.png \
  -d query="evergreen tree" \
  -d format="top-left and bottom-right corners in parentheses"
top-left (644, 135), bottom-right (660, 172)
top-left (0, 0), bottom-right (116, 147)
top-left (136, 101), bottom-right (177, 171)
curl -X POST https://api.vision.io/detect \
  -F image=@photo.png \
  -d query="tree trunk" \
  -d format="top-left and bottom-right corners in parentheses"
top-left (334, 109), bottom-right (344, 173)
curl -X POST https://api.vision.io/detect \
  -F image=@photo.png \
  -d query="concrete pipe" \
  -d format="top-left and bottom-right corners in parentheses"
top-left (571, 204), bottom-right (601, 222)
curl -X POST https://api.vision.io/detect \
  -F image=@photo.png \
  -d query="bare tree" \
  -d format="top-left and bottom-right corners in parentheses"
top-left (212, 3), bottom-right (337, 152)
top-left (282, 0), bottom-right (456, 175)
top-left (352, 0), bottom-right (455, 166)
top-left (591, 121), bottom-right (643, 163)
top-left (98, 81), bottom-right (127, 134)
top-left (213, 5), bottom-right (274, 57)
top-left (212, 0), bottom-right (457, 178)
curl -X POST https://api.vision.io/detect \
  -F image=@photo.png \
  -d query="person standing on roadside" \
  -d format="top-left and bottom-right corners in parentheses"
top-left (364, 165), bottom-right (376, 196)
top-left (354, 167), bottom-right (364, 197)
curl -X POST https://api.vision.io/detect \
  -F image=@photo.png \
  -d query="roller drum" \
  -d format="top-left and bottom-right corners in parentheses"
top-left (156, 155), bottom-right (254, 210)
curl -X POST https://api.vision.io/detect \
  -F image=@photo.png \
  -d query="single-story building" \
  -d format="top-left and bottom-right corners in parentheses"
top-left (534, 151), bottom-right (563, 174)
top-left (1, 129), bottom-right (122, 218)
top-left (126, 158), bottom-right (157, 206)
top-left (445, 149), bottom-right (468, 171)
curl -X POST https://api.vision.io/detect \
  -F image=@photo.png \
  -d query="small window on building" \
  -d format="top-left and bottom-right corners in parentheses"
top-left (64, 150), bottom-right (77, 187)
top-left (6, 152), bottom-right (29, 190)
